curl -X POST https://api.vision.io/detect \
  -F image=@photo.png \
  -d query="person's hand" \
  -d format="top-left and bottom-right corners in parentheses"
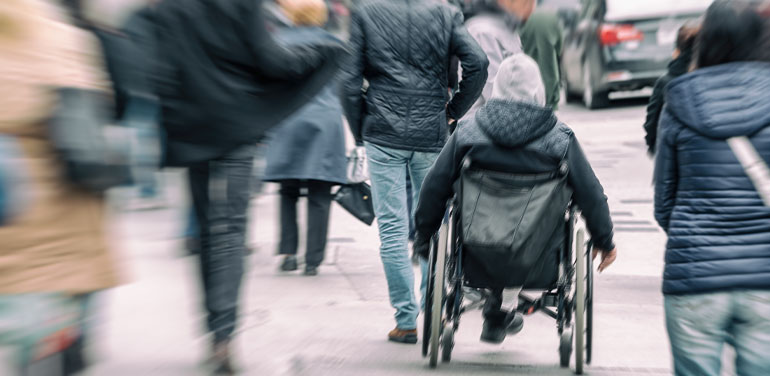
top-left (592, 247), bottom-right (617, 273)
top-left (447, 118), bottom-right (457, 134)
top-left (413, 232), bottom-right (431, 260)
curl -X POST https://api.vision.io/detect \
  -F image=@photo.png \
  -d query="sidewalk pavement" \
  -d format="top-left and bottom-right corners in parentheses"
top-left (79, 104), bottom-right (691, 376)
top-left (77, 173), bottom-right (673, 376)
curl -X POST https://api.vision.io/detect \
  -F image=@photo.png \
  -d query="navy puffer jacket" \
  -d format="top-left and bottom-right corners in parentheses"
top-left (654, 62), bottom-right (770, 295)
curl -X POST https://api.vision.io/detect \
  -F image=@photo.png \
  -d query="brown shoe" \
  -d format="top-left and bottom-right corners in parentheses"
top-left (388, 328), bottom-right (418, 344)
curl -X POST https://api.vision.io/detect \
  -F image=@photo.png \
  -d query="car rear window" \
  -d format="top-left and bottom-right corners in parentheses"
top-left (605, 0), bottom-right (713, 21)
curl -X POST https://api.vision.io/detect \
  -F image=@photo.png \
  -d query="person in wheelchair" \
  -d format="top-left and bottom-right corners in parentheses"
top-left (413, 54), bottom-right (618, 344)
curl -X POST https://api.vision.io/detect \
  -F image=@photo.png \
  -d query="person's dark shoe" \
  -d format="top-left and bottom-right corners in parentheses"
top-left (480, 321), bottom-right (506, 344)
top-left (304, 266), bottom-right (318, 276)
top-left (505, 311), bottom-right (524, 335)
top-left (388, 328), bottom-right (418, 344)
top-left (279, 256), bottom-right (298, 272)
top-left (211, 340), bottom-right (235, 375)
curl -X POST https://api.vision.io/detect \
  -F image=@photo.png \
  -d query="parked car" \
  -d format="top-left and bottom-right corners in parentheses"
top-left (561, 0), bottom-right (711, 109)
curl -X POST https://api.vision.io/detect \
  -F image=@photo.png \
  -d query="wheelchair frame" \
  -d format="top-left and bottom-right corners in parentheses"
top-left (421, 194), bottom-right (594, 374)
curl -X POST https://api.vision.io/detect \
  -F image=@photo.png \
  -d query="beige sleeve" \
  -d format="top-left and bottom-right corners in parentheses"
top-left (45, 15), bottom-right (110, 91)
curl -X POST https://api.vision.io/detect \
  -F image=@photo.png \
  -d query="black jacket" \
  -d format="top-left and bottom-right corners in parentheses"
top-left (415, 99), bottom-right (615, 251)
top-left (654, 62), bottom-right (770, 295)
top-left (153, 0), bottom-right (347, 166)
top-left (342, 0), bottom-right (489, 152)
top-left (643, 50), bottom-right (691, 154)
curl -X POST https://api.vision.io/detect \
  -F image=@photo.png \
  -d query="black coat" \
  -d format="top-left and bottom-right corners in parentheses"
top-left (263, 29), bottom-right (348, 185)
top-left (643, 50), bottom-right (691, 154)
top-left (654, 62), bottom-right (770, 295)
top-left (342, 0), bottom-right (489, 153)
top-left (153, 0), bottom-right (347, 166)
top-left (415, 99), bottom-right (615, 252)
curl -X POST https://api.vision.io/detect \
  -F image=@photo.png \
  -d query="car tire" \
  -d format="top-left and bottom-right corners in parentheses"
top-left (582, 64), bottom-right (610, 110)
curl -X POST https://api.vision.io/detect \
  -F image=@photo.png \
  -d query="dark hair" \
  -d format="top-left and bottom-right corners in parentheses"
top-left (675, 24), bottom-right (698, 53)
top-left (695, 0), bottom-right (765, 68)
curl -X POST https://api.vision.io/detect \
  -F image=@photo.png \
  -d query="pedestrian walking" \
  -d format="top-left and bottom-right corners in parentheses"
top-left (0, 0), bottom-right (120, 373)
top-left (642, 25), bottom-right (697, 155)
top-left (520, 8), bottom-right (563, 110)
top-left (414, 54), bottom-right (617, 344)
top-left (264, 0), bottom-right (349, 277)
top-left (152, 0), bottom-right (346, 373)
top-left (654, 1), bottom-right (770, 375)
top-left (341, 0), bottom-right (488, 344)
top-left (67, 0), bottom-right (165, 211)
top-left (463, 0), bottom-right (536, 117)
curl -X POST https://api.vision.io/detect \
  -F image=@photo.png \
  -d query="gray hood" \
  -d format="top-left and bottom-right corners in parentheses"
top-left (475, 99), bottom-right (558, 148)
top-left (666, 62), bottom-right (770, 139)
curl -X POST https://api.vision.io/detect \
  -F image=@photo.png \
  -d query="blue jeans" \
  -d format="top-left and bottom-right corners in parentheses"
top-left (665, 290), bottom-right (770, 376)
top-left (366, 142), bottom-right (438, 330)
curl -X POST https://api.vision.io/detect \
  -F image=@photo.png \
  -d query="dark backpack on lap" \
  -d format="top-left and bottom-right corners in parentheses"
top-left (460, 165), bottom-right (572, 289)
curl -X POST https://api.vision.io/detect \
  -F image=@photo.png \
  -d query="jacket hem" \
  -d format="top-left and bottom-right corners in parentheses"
top-left (663, 284), bottom-right (770, 295)
top-left (363, 137), bottom-right (444, 154)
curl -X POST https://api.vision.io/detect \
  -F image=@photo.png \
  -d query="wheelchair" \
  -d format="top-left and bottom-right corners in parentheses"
top-left (421, 162), bottom-right (595, 375)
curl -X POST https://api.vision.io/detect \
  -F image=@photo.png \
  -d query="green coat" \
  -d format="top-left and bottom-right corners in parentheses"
top-left (520, 10), bottom-right (563, 110)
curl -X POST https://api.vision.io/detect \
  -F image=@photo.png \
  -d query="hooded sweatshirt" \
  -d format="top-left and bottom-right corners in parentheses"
top-left (463, 8), bottom-right (523, 117)
top-left (415, 55), bottom-right (615, 252)
top-left (654, 61), bottom-right (770, 295)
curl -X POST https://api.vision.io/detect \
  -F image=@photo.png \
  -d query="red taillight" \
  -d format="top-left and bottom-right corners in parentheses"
top-left (599, 24), bottom-right (644, 46)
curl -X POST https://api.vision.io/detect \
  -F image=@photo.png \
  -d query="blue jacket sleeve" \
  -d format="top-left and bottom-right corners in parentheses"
top-left (654, 109), bottom-right (680, 233)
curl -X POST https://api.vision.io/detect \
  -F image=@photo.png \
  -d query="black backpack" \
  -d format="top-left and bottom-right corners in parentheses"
top-left (459, 164), bottom-right (572, 288)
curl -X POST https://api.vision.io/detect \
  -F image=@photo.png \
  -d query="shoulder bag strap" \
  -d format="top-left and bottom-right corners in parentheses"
top-left (727, 136), bottom-right (770, 207)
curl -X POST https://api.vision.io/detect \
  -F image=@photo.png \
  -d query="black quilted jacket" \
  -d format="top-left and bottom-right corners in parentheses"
top-left (342, 0), bottom-right (489, 152)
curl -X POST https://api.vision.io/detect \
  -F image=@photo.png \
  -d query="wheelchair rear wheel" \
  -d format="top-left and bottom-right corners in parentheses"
top-left (422, 240), bottom-right (436, 359)
top-left (428, 217), bottom-right (449, 368)
top-left (586, 240), bottom-right (594, 365)
top-left (574, 229), bottom-right (590, 374)
top-left (441, 324), bottom-right (454, 363)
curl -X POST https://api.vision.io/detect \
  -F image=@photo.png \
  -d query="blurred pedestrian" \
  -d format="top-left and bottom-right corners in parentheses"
top-left (642, 25), bottom-right (697, 155)
top-left (152, 0), bottom-right (346, 373)
top-left (463, 0), bottom-right (536, 117)
top-left (264, 0), bottom-right (348, 277)
top-left (520, 8), bottom-right (563, 110)
top-left (654, 1), bottom-right (770, 375)
top-left (62, 0), bottom-right (164, 211)
top-left (341, 0), bottom-right (488, 344)
top-left (0, 0), bottom-right (119, 373)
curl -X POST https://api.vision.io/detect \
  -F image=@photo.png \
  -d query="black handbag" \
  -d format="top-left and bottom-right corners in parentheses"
top-left (334, 182), bottom-right (375, 226)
